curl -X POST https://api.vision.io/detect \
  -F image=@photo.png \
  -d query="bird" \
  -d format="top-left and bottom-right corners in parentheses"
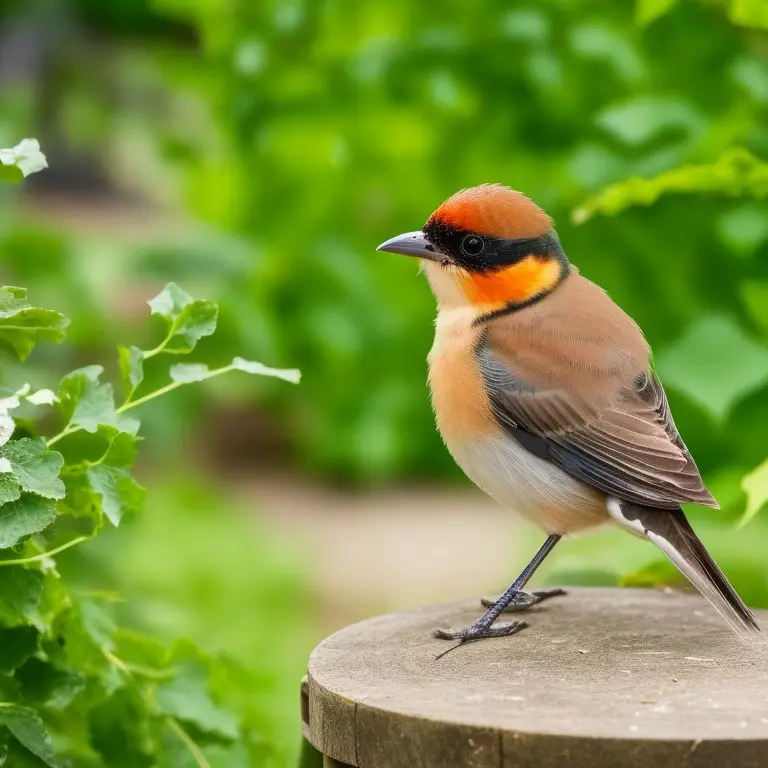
top-left (377, 183), bottom-right (759, 650)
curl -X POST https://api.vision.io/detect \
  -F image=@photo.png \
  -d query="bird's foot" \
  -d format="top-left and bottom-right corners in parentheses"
top-left (480, 588), bottom-right (566, 613)
top-left (433, 619), bottom-right (527, 659)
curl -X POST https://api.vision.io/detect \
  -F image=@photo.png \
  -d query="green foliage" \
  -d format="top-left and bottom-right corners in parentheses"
top-left (572, 149), bottom-right (768, 223)
top-left (0, 270), bottom-right (300, 765)
top-left (741, 459), bottom-right (768, 526)
top-left (0, 287), bottom-right (68, 362)
top-left (655, 315), bottom-right (768, 421)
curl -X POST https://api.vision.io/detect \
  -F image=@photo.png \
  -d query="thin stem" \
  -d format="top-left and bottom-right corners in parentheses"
top-left (46, 422), bottom-right (77, 447)
top-left (166, 719), bottom-right (212, 768)
top-left (116, 365), bottom-right (234, 414)
top-left (116, 382), bottom-right (183, 413)
top-left (104, 650), bottom-right (211, 768)
top-left (46, 365), bottom-right (236, 445)
top-left (0, 536), bottom-right (90, 566)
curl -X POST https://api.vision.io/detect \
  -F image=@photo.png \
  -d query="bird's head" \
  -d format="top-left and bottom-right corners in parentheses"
top-left (377, 184), bottom-right (569, 315)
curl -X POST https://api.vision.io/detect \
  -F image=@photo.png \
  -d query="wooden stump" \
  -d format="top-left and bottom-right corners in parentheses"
top-left (300, 587), bottom-right (768, 768)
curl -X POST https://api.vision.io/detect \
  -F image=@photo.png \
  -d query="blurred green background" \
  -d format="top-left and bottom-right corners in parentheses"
top-left (2, 0), bottom-right (768, 764)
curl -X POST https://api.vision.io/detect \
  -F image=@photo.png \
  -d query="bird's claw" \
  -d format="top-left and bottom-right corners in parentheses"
top-left (480, 588), bottom-right (566, 612)
top-left (433, 620), bottom-right (527, 659)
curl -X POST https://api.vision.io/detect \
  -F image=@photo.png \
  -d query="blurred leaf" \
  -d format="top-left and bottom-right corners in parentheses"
top-left (57, 367), bottom-right (138, 435)
top-left (0, 628), bottom-right (38, 674)
top-left (118, 346), bottom-right (145, 394)
top-left (729, 0), bottom-right (768, 29)
top-left (0, 705), bottom-right (61, 768)
top-left (0, 568), bottom-right (43, 626)
top-left (657, 315), bottom-right (768, 421)
top-left (24, 391), bottom-right (57, 407)
top-left (717, 202), bottom-right (768, 255)
top-left (86, 466), bottom-right (146, 527)
top-left (148, 283), bottom-right (193, 319)
top-left (88, 687), bottom-right (154, 768)
top-left (741, 459), bottom-right (768, 526)
top-left (742, 280), bottom-right (768, 333)
top-left (0, 496), bottom-right (56, 550)
top-left (620, 557), bottom-right (679, 587)
top-left (15, 659), bottom-right (86, 711)
top-left (573, 148), bottom-right (768, 223)
top-left (595, 96), bottom-right (704, 147)
top-left (155, 661), bottom-right (239, 740)
top-left (168, 364), bottom-right (209, 384)
top-left (636, 0), bottom-right (679, 26)
top-left (0, 140), bottom-right (47, 182)
top-left (0, 288), bottom-right (68, 363)
top-left (2, 440), bottom-right (65, 500)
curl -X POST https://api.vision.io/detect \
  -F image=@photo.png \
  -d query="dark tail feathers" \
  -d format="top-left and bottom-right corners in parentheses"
top-left (617, 502), bottom-right (759, 636)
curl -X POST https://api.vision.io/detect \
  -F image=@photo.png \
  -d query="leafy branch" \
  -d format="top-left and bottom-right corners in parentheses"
top-left (572, 148), bottom-right (768, 224)
top-left (0, 154), bottom-right (301, 768)
top-left (47, 282), bottom-right (299, 449)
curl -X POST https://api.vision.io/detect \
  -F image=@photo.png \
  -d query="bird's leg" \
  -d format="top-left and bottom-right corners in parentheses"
top-left (435, 534), bottom-right (561, 651)
top-left (480, 587), bottom-right (566, 612)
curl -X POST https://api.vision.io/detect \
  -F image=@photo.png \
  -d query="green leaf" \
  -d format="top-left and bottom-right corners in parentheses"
top-left (656, 316), bottom-right (768, 421)
top-left (86, 466), bottom-right (146, 527)
top-left (169, 363), bottom-right (210, 384)
top-left (0, 627), bottom-right (38, 673)
top-left (0, 568), bottom-right (43, 626)
top-left (741, 459), bottom-right (768, 526)
top-left (148, 283), bottom-right (193, 319)
top-left (24, 390), bottom-right (57, 407)
top-left (0, 287), bottom-right (68, 363)
top-left (156, 662), bottom-right (239, 740)
top-left (0, 475), bottom-right (21, 505)
top-left (0, 704), bottom-right (62, 768)
top-left (730, 0), bottom-right (768, 29)
top-left (57, 366), bottom-right (138, 435)
top-left (118, 345), bottom-right (144, 394)
top-left (0, 140), bottom-right (47, 181)
top-left (573, 148), bottom-right (768, 224)
top-left (89, 688), bottom-right (154, 768)
top-left (100, 429), bottom-right (140, 468)
top-left (169, 358), bottom-right (301, 385)
top-left (113, 628), bottom-right (170, 679)
top-left (231, 356), bottom-right (301, 384)
top-left (149, 284), bottom-right (218, 354)
top-left (0, 496), bottom-right (56, 550)
top-left (595, 96), bottom-right (703, 147)
top-left (78, 599), bottom-right (116, 653)
top-left (165, 301), bottom-right (218, 354)
top-left (636, 0), bottom-right (679, 26)
top-left (2, 439), bottom-right (64, 500)
top-left (717, 202), bottom-right (768, 255)
top-left (15, 659), bottom-right (86, 710)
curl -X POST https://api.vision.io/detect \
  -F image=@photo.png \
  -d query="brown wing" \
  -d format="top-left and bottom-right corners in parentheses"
top-left (479, 271), bottom-right (717, 509)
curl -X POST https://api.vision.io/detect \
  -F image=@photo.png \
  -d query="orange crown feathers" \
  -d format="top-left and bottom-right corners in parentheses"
top-left (427, 184), bottom-right (552, 240)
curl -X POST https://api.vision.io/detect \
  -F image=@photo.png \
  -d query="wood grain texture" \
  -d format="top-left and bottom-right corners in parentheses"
top-left (304, 587), bottom-right (768, 768)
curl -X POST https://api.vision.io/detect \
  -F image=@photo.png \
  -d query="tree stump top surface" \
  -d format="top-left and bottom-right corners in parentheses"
top-left (305, 587), bottom-right (768, 768)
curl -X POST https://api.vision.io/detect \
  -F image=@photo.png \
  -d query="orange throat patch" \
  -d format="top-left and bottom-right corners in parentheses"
top-left (460, 255), bottom-right (564, 312)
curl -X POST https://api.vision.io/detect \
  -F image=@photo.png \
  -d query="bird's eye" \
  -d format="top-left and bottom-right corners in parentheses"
top-left (461, 235), bottom-right (485, 257)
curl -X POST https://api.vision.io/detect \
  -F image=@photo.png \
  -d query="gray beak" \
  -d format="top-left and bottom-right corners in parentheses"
top-left (376, 230), bottom-right (440, 261)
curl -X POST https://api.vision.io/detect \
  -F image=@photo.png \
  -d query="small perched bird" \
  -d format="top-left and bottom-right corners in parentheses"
top-left (377, 184), bottom-right (759, 649)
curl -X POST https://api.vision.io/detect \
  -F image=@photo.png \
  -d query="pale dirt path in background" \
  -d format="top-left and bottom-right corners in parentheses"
top-left (238, 474), bottom-right (526, 636)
